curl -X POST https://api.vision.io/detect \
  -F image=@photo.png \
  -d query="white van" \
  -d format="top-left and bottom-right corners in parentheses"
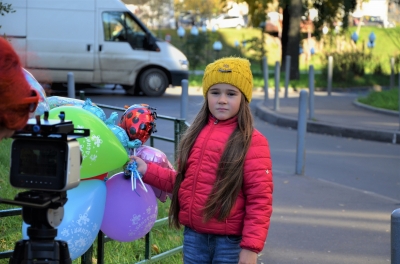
top-left (0, 0), bottom-right (189, 96)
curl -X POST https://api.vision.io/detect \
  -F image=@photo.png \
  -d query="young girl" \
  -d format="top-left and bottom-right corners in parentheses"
top-left (132, 57), bottom-right (273, 264)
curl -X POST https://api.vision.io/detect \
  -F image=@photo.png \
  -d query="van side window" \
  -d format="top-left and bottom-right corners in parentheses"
top-left (102, 11), bottom-right (146, 50)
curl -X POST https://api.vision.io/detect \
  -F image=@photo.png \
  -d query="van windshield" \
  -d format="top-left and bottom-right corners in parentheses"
top-left (102, 11), bottom-right (154, 49)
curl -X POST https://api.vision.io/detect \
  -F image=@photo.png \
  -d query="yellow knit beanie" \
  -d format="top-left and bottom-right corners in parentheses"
top-left (202, 57), bottom-right (253, 102)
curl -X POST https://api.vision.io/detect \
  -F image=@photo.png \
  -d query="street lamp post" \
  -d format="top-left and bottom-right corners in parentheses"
top-left (213, 41), bottom-right (222, 60)
top-left (351, 32), bottom-right (359, 50)
top-left (177, 26), bottom-right (185, 39)
top-left (322, 26), bottom-right (329, 35)
top-left (190, 26), bottom-right (199, 36)
top-left (368, 32), bottom-right (376, 49)
top-left (234, 40), bottom-right (240, 55)
top-left (351, 32), bottom-right (358, 43)
top-left (177, 26), bottom-right (186, 56)
top-left (322, 26), bottom-right (328, 52)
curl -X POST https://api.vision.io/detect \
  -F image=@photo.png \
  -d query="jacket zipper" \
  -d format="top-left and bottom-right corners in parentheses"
top-left (188, 119), bottom-right (218, 228)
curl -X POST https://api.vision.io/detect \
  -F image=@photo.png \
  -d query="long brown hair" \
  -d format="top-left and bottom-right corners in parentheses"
top-left (168, 93), bottom-right (254, 228)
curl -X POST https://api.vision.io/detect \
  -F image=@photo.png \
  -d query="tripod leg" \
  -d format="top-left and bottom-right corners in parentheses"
top-left (9, 240), bottom-right (72, 264)
top-left (58, 241), bottom-right (72, 264)
top-left (9, 240), bottom-right (25, 264)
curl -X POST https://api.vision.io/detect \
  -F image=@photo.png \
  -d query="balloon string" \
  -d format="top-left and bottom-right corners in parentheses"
top-left (126, 161), bottom-right (147, 193)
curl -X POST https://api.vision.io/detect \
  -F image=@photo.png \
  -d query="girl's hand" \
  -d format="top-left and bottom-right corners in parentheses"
top-left (238, 249), bottom-right (257, 264)
top-left (129, 156), bottom-right (148, 175)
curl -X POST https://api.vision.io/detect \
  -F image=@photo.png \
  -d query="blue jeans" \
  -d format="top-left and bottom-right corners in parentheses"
top-left (183, 226), bottom-right (242, 264)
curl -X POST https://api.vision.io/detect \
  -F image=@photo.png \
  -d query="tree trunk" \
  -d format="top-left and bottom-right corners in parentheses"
top-left (281, 5), bottom-right (289, 70)
top-left (281, 0), bottom-right (301, 80)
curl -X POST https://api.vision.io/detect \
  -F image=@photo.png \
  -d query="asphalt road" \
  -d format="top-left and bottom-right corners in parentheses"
top-left (69, 86), bottom-right (400, 202)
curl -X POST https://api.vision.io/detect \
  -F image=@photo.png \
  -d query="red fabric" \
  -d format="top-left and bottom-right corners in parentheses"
top-left (143, 115), bottom-right (273, 253)
top-left (0, 38), bottom-right (32, 130)
top-left (82, 172), bottom-right (108, 181)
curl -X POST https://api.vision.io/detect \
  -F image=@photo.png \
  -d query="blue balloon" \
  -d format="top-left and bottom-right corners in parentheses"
top-left (82, 98), bottom-right (106, 121)
top-left (22, 180), bottom-right (107, 260)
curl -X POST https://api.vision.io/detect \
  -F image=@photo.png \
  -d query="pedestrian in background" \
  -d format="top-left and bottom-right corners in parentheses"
top-left (132, 57), bottom-right (273, 264)
top-left (0, 38), bottom-right (39, 141)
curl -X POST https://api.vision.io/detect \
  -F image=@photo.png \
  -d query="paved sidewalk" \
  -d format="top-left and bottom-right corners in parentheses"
top-left (255, 90), bottom-right (400, 144)
top-left (252, 89), bottom-right (400, 263)
top-left (257, 172), bottom-right (398, 264)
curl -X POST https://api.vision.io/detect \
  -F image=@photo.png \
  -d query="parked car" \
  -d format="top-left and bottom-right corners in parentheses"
top-left (361, 16), bottom-right (385, 27)
top-left (208, 14), bottom-right (246, 30)
top-left (178, 11), bottom-right (196, 27)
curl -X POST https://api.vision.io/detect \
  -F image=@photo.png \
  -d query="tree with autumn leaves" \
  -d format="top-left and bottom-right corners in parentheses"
top-left (171, 0), bottom-right (358, 80)
top-left (279, 0), bottom-right (357, 80)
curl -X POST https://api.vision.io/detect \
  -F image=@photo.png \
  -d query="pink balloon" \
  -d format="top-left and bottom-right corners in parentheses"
top-left (135, 145), bottom-right (174, 202)
top-left (101, 172), bottom-right (158, 242)
top-left (136, 145), bottom-right (174, 169)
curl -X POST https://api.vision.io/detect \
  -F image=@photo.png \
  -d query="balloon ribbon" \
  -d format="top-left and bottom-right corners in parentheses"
top-left (126, 161), bottom-right (148, 193)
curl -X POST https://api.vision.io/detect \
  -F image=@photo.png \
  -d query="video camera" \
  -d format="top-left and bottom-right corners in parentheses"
top-left (9, 111), bottom-right (88, 192)
top-left (0, 110), bottom-right (90, 264)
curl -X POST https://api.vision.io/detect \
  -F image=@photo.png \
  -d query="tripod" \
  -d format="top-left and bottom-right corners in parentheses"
top-left (6, 191), bottom-right (72, 264)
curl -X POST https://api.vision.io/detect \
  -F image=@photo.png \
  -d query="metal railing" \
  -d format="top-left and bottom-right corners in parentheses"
top-left (0, 102), bottom-right (189, 263)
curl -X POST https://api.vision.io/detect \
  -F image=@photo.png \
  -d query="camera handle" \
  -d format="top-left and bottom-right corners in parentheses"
top-left (0, 191), bottom-right (72, 264)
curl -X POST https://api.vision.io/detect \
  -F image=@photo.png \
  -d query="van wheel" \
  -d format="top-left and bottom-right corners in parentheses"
top-left (139, 68), bottom-right (168, 97)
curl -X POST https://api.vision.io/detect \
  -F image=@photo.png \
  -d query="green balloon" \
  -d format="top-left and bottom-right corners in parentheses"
top-left (49, 106), bottom-right (129, 179)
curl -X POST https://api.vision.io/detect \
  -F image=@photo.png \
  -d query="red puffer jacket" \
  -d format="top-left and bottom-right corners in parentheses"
top-left (143, 115), bottom-right (273, 253)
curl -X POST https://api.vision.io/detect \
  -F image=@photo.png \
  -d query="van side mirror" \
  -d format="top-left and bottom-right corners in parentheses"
top-left (145, 32), bottom-right (158, 51)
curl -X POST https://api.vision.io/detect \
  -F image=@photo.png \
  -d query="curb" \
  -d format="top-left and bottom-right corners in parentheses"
top-left (255, 103), bottom-right (400, 144)
top-left (352, 99), bottom-right (399, 116)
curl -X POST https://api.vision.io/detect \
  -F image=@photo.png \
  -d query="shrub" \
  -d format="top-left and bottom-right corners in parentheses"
top-left (322, 50), bottom-right (371, 78)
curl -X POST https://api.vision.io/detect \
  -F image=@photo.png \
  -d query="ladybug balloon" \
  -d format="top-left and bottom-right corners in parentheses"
top-left (118, 104), bottom-right (157, 144)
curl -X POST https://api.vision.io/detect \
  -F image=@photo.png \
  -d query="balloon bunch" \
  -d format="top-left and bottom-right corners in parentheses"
top-left (22, 70), bottom-right (174, 259)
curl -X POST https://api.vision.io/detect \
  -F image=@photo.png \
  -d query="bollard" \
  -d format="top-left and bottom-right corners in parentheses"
top-left (180, 79), bottom-right (189, 120)
top-left (67, 72), bottom-right (75, 99)
top-left (284, 55), bottom-right (291, 98)
top-left (274, 61), bottom-right (280, 111)
top-left (295, 90), bottom-right (308, 175)
top-left (262, 56), bottom-right (269, 104)
top-left (398, 73), bottom-right (400, 131)
top-left (390, 57), bottom-right (395, 89)
top-left (79, 90), bottom-right (85, 100)
top-left (391, 208), bottom-right (400, 263)
top-left (327, 56), bottom-right (333, 96)
top-left (308, 65), bottom-right (315, 120)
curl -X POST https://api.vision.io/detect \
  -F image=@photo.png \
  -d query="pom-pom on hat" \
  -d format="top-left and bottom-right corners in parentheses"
top-left (202, 57), bottom-right (253, 102)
